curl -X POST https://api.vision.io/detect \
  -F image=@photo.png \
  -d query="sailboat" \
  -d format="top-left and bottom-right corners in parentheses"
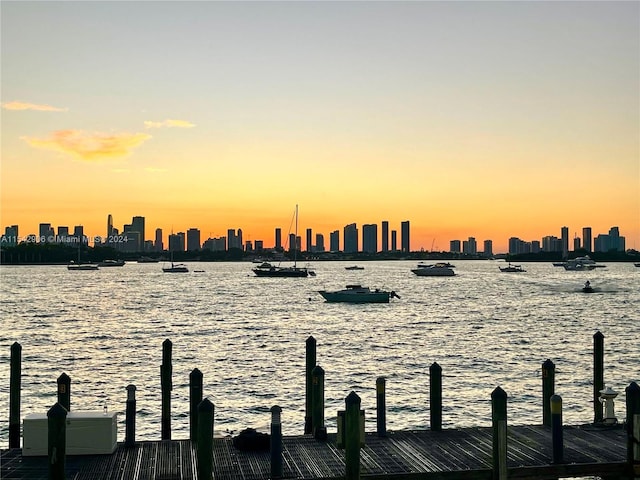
top-left (68, 243), bottom-right (99, 271)
top-left (252, 205), bottom-right (313, 277)
top-left (162, 249), bottom-right (189, 273)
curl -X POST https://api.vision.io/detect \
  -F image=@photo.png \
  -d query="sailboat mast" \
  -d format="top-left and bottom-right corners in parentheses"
top-left (294, 204), bottom-right (298, 267)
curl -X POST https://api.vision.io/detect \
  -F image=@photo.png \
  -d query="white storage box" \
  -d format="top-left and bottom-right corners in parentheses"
top-left (23, 411), bottom-right (117, 456)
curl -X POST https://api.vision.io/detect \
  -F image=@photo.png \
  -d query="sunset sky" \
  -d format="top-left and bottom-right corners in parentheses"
top-left (1, 1), bottom-right (638, 253)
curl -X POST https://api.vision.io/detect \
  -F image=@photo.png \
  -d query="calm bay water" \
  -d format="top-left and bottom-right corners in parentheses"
top-left (0, 260), bottom-right (638, 445)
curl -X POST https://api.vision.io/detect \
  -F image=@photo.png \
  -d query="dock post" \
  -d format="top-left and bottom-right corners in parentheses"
top-left (57, 372), bottom-right (71, 411)
top-left (376, 377), bottom-right (386, 437)
top-left (542, 359), bottom-right (555, 427)
top-left (593, 331), bottom-right (604, 423)
top-left (125, 384), bottom-right (137, 447)
top-left (345, 391), bottom-right (362, 480)
top-left (196, 398), bottom-right (215, 480)
top-left (270, 405), bottom-right (283, 479)
top-left (311, 365), bottom-right (326, 439)
top-left (9, 342), bottom-right (21, 448)
top-left (491, 386), bottom-right (508, 480)
top-left (48, 402), bottom-right (67, 480)
top-left (190, 368), bottom-right (203, 442)
top-left (625, 382), bottom-right (640, 468)
top-left (305, 336), bottom-right (317, 434)
top-left (550, 394), bottom-right (563, 463)
top-left (430, 362), bottom-right (442, 431)
top-left (161, 338), bottom-right (172, 440)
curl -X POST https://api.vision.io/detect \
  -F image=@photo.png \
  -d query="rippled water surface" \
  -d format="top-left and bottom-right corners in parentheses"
top-left (0, 261), bottom-right (638, 444)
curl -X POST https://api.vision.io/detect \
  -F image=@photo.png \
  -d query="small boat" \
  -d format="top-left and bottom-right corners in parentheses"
top-left (98, 259), bottom-right (125, 267)
top-left (163, 262), bottom-right (189, 273)
top-left (318, 285), bottom-right (400, 303)
top-left (252, 205), bottom-right (313, 278)
top-left (68, 246), bottom-right (99, 271)
top-left (411, 263), bottom-right (455, 276)
top-left (137, 256), bottom-right (159, 263)
top-left (163, 250), bottom-right (189, 273)
top-left (345, 265), bottom-right (364, 270)
top-left (582, 281), bottom-right (594, 293)
top-left (499, 263), bottom-right (526, 273)
top-left (67, 261), bottom-right (99, 271)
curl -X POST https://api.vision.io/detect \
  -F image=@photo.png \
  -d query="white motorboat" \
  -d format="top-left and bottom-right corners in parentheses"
top-left (318, 285), bottom-right (399, 303)
top-left (411, 262), bottom-right (455, 276)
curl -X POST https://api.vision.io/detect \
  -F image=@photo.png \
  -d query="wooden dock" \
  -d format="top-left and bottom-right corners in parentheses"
top-left (0, 424), bottom-right (631, 480)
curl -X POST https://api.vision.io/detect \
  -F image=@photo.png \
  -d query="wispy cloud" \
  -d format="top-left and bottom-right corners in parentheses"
top-left (2, 101), bottom-right (68, 112)
top-left (144, 119), bottom-right (195, 129)
top-left (21, 130), bottom-right (152, 160)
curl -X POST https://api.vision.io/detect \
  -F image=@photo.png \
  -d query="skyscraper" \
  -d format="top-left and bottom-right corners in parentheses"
top-left (131, 216), bottom-right (145, 251)
top-left (483, 240), bottom-right (493, 257)
top-left (391, 231), bottom-right (397, 251)
top-left (401, 221), bottom-right (410, 253)
top-left (107, 214), bottom-right (113, 238)
top-left (343, 223), bottom-right (358, 253)
top-left (582, 227), bottom-right (592, 252)
top-left (306, 228), bottom-right (312, 252)
top-left (561, 226), bottom-right (569, 257)
top-left (381, 221), bottom-right (389, 252)
top-left (275, 228), bottom-right (282, 251)
top-left (362, 224), bottom-right (378, 253)
top-left (330, 230), bottom-right (340, 252)
top-left (155, 228), bottom-right (163, 251)
top-left (187, 228), bottom-right (201, 251)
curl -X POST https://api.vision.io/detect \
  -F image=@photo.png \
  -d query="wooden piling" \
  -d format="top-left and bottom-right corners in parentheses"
top-left (376, 377), bottom-right (386, 437)
top-left (196, 398), bottom-right (214, 480)
top-left (125, 384), bottom-right (137, 447)
top-left (311, 365), bottom-right (325, 439)
top-left (491, 386), bottom-right (508, 480)
top-left (542, 359), bottom-right (555, 427)
top-left (305, 336), bottom-right (317, 434)
top-left (57, 372), bottom-right (71, 412)
top-left (345, 391), bottom-right (362, 480)
top-left (161, 338), bottom-right (173, 441)
top-left (190, 368), bottom-right (203, 442)
top-left (429, 362), bottom-right (442, 431)
top-left (9, 342), bottom-right (21, 448)
top-left (270, 405), bottom-right (283, 479)
top-left (48, 402), bottom-right (68, 480)
top-left (550, 394), bottom-right (563, 463)
top-left (625, 382), bottom-right (640, 468)
top-left (593, 331), bottom-right (604, 423)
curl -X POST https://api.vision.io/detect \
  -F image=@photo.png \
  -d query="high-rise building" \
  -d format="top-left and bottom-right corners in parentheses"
top-left (107, 214), bottom-right (113, 238)
top-left (255, 240), bottom-right (263, 251)
top-left (275, 228), bottom-right (282, 251)
top-left (3, 225), bottom-right (18, 245)
top-left (362, 224), bottom-right (378, 253)
top-left (450, 240), bottom-right (461, 253)
top-left (131, 216), bottom-right (145, 251)
top-left (306, 228), bottom-right (312, 252)
top-left (391, 231), bottom-right (397, 251)
top-left (401, 221), bottom-right (410, 253)
top-left (315, 233), bottom-right (325, 253)
top-left (463, 237), bottom-right (477, 255)
top-left (483, 240), bottom-right (493, 257)
top-left (73, 226), bottom-right (86, 244)
top-left (381, 221), bottom-right (389, 252)
top-left (343, 223), bottom-right (358, 253)
top-left (227, 229), bottom-right (239, 250)
top-left (542, 236), bottom-right (562, 252)
top-left (187, 228), bottom-right (201, 251)
top-left (155, 228), bottom-right (163, 251)
top-left (39, 223), bottom-right (53, 243)
top-left (57, 226), bottom-right (69, 243)
top-left (561, 226), bottom-right (569, 257)
top-left (288, 233), bottom-right (296, 252)
top-left (573, 237), bottom-right (581, 251)
top-left (582, 227), bottom-right (592, 252)
top-left (237, 229), bottom-right (243, 250)
top-left (168, 232), bottom-right (185, 251)
top-left (595, 226), bottom-right (625, 252)
top-left (330, 230), bottom-right (340, 252)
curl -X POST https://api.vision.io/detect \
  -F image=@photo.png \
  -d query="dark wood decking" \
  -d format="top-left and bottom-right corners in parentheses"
top-left (0, 425), bottom-right (629, 480)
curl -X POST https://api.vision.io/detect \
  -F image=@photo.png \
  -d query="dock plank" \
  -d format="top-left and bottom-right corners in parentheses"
top-left (0, 424), bottom-right (629, 480)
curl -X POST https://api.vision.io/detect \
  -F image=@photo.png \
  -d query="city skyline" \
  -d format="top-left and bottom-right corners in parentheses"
top-left (1, 214), bottom-right (630, 256)
top-left (1, 2), bottom-right (638, 253)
